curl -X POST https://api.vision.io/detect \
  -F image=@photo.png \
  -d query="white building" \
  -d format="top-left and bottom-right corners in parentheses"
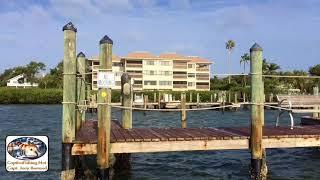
top-left (6, 74), bottom-right (38, 88)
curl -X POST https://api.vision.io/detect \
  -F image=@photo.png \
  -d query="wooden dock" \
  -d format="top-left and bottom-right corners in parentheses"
top-left (72, 120), bottom-right (320, 155)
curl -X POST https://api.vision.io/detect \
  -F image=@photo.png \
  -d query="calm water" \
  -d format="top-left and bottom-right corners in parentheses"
top-left (1, 105), bottom-right (320, 179)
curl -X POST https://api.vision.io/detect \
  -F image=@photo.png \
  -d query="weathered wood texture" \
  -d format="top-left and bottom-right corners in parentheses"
top-left (76, 52), bottom-right (87, 132)
top-left (72, 121), bottom-right (320, 155)
top-left (97, 37), bottom-right (113, 169)
top-left (62, 28), bottom-right (77, 143)
top-left (121, 73), bottom-right (132, 129)
top-left (250, 44), bottom-right (264, 160)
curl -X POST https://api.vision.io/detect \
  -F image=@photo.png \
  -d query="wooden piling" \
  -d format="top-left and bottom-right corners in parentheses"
top-left (153, 92), bottom-right (156, 103)
top-left (61, 22), bottom-right (77, 180)
top-left (144, 95), bottom-right (148, 109)
top-left (196, 93), bottom-right (200, 108)
top-left (158, 91), bottom-right (161, 109)
top-left (76, 52), bottom-right (86, 132)
top-left (190, 92), bottom-right (193, 102)
top-left (234, 93), bottom-right (237, 104)
top-left (250, 43), bottom-right (265, 179)
top-left (181, 92), bottom-right (187, 128)
top-left (313, 87), bottom-right (319, 118)
top-left (210, 94), bottom-right (213, 102)
top-left (97, 35), bottom-right (113, 179)
top-left (121, 73), bottom-right (132, 129)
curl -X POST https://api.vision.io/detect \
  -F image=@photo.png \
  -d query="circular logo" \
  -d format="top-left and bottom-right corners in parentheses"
top-left (7, 137), bottom-right (47, 160)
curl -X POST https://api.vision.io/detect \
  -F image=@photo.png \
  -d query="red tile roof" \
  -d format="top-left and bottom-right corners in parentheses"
top-left (125, 51), bottom-right (158, 59)
top-left (88, 55), bottom-right (120, 62)
top-left (158, 53), bottom-right (187, 59)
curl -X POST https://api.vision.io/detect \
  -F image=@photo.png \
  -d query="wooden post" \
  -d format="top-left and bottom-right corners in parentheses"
top-left (97, 35), bottom-right (113, 179)
top-left (234, 93), bottom-right (237, 104)
top-left (76, 52), bottom-right (86, 132)
top-left (250, 43), bottom-right (265, 179)
top-left (158, 91), bottom-right (161, 109)
top-left (228, 92), bottom-right (231, 103)
top-left (196, 93), bottom-right (200, 108)
top-left (121, 73), bottom-right (132, 129)
top-left (153, 92), bottom-right (156, 103)
top-left (61, 22), bottom-right (77, 180)
top-left (313, 87), bottom-right (319, 118)
top-left (210, 94), bottom-right (213, 103)
top-left (144, 95), bottom-right (148, 109)
top-left (181, 92), bottom-right (187, 128)
top-left (243, 93), bottom-right (246, 102)
top-left (190, 92), bottom-right (193, 102)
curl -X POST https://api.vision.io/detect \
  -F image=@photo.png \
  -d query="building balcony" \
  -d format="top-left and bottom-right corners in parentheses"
top-left (173, 64), bottom-right (187, 69)
top-left (126, 64), bottom-right (143, 68)
top-left (196, 77), bottom-right (209, 81)
top-left (196, 85), bottom-right (210, 89)
top-left (133, 84), bottom-right (143, 89)
top-left (128, 73), bottom-right (143, 78)
top-left (173, 84), bottom-right (187, 88)
top-left (196, 68), bottom-right (209, 71)
top-left (173, 75), bottom-right (188, 79)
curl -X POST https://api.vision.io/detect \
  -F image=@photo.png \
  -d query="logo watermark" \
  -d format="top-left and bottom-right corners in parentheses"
top-left (6, 136), bottom-right (48, 172)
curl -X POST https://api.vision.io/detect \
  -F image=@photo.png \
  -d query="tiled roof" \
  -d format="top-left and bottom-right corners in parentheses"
top-left (158, 53), bottom-right (187, 59)
top-left (88, 55), bottom-right (120, 62)
top-left (125, 51), bottom-right (158, 59)
top-left (88, 52), bottom-right (212, 63)
top-left (188, 56), bottom-right (212, 64)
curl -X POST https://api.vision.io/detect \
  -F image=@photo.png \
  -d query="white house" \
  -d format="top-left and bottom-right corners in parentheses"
top-left (6, 74), bottom-right (38, 88)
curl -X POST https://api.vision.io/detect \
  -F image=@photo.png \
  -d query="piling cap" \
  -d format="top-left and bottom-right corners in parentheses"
top-left (250, 43), bottom-right (263, 52)
top-left (62, 22), bottom-right (77, 32)
top-left (100, 35), bottom-right (113, 45)
top-left (77, 52), bottom-right (85, 58)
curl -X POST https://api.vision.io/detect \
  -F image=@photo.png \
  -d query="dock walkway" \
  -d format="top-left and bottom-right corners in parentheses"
top-left (72, 120), bottom-right (320, 155)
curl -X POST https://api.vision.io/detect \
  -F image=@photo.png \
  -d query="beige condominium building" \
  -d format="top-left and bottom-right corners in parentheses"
top-left (88, 52), bottom-right (212, 91)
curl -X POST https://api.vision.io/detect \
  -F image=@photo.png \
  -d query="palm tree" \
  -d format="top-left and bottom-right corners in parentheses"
top-left (226, 40), bottom-right (236, 83)
top-left (240, 53), bottom-right (250, 86)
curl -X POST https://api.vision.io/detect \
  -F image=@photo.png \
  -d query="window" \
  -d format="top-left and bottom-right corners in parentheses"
top-left (159, 71), bottom-right (172, 76)
top-left (146, 61), bottom-right (155, 65)
top-left (160, 61), bottom-right (171, 66)
top-left (159, 81), bottom-right (172, 86)
top-left (188, 73), bottom-right (195, 78)
top-left (188, 64), bottom-right (194, 68)
top-left (144, 70), bottom-right (156, 75)
top-left (115, 72), bottom-right (123, 77)
top-left (144, 81), bottom-right (157, 85)
top-left (134, 80), bottom-right (142, 84)
top-left (188, 82), bottom-right (195, 87)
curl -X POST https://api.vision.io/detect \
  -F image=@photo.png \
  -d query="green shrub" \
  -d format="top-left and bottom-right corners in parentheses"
top-left (0, 87), bottom-right (62, 104)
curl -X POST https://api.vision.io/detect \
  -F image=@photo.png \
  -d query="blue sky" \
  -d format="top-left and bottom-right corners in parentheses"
top-left (0, 0), bottom-right (320, 74)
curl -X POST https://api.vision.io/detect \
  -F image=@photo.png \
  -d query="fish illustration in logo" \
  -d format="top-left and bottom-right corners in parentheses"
top-left (7, 137), bottom-right (47, 160)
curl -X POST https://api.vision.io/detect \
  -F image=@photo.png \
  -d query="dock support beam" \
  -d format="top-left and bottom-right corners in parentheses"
top-left (61, 22), bottom-right (77, 180)
top-left (121, 73), bottom-right (132, 129)
top-left (97, 35), bottom-right (113, 180)
top-left (250, 43), bottom-right (265, 180)
top-left (76, 52), bottom-right (87, 132)
top-left (181, 92), bottom-right (187, 128)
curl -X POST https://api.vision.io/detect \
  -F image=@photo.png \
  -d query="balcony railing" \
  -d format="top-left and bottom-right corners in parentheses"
top-left (196, 85), bottom-right (210, 89)
top-left (196, 77), bottom-right (209, 81)
top-left (173, 65), bottom-right (187, 69)
top-left (173, 84), bottom-right (187, 88)
top-left (128, 73), bottom-right (143, 78)
top-left (196, 68), bottom-right (209, 71)
top-left (173, 75), bottom-right (187, 79)
top-left (126, 64), bottom-right (142, 68)
top-left (133, 84), bottom-right (143, 88)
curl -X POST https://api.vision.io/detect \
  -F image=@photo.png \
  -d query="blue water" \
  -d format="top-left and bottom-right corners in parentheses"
top-left (0, 105), bottom-right (320, 179)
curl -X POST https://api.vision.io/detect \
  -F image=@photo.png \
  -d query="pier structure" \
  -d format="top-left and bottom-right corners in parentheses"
top-left (61, 22), bottom-right (320, 180)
